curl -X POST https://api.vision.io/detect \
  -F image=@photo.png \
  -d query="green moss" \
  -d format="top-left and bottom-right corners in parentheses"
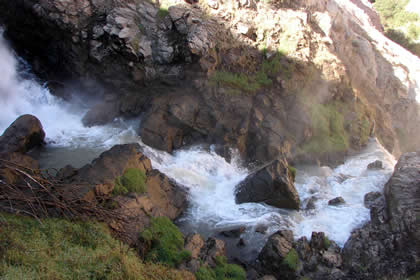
top-left (288, 165), bottom-right (297, 181)
top-left (113, 168), bottom-right (147, 196)
top-left (408, 272), bottom-right (420, 280)
top-left (210, 51), bottom-right (297, 94)
top-left (301, 102), bottom-right (349, 155)
top-left (157, 7), bottom-right (169, 18)
top-left (139, 217), bottom-right (191, 267)
top-left (282, 248), bottom-right (299, 271)
top-left (195, 256), bottom-right (246, 280)
top-left (323, 236), bottom-right (331, 249)
top-left (0, 213), bottom-right (190, 280)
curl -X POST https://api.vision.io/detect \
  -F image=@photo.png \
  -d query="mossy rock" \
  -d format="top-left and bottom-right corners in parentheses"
top-left (113, 168), bottom-right (147, 196)
top-left (195, 256), bottom-right (246, 280)
top-left (282, 248), bottom-right (299, 271)
top-left (139, 216), bottom-right (191, 267)
top-left (288, 165), bottom-right (297, 181)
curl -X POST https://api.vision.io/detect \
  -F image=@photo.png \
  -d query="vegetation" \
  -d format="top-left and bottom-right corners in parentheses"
top-left (210, 52), bottom-right (296, 94)
top-left (408, 272), bottom-right (420, 280)
top-left (139, 217), bottom-right (191, 267)
top-left (195, 256), bottom-right (246, 280)
top-left (288, 165), bottom-right (297, 181)
top-left (282, 248), bottom-right (299, 271)
top-left (157, 7), bottom-right (169, 19)
top-left (0, 213), bottom-right (192, 280)
top-left (323, 236), bottom-right (331, 249)
top-left (374, 0), bottom-right (420, 57)
top-left (113, 168), bottom-right (147, 196)
top-left (301, 102), bottom-right (349, 155)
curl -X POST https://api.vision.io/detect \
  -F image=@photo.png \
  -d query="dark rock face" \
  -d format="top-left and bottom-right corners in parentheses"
top-left (328, 196), bottom-right (345, 206)
top-left (0, 114), bottom-right (45, 154)
top-left (342, 151), bottom-right (420, 279)
top-left (235, 159), bottom-right (300, 209)
top-left (367, 160), bottom-right (383, 170)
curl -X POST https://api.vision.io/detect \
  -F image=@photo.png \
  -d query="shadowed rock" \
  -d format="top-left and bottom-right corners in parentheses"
top-left (235, 159), bottom-right (300, 210)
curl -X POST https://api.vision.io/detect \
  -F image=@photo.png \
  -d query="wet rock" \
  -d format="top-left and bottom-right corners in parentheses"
top-left (367, 160), bottom-right (383, 170)
top-left (364, 191), bottom-right (383, 209)
top-left (0, 114), bottom-right (45, 154)
top-left (305, 196), bottom-right (317, 210)
top-left (255, 224), bottom-right (268, 234)
top-left (82, 101), bottom-right (120, 127)
top-left (235, 159), bottom-right (300, 210)
top-left (219, 226), bottom-right (246, 238)
top-left (328, 196), bottom-right (345, 206)
top-left (237, 238), bottom-right (246, 247)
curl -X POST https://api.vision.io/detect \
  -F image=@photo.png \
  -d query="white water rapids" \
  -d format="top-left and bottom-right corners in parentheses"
top-left (0, 34), bottom-right (396, 260)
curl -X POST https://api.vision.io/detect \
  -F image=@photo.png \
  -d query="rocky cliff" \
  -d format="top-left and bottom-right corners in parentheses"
top-left (1, 0), bottom-right (419, 165)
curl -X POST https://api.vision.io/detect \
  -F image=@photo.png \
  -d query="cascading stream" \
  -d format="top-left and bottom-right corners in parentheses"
top-left (0, 33), bottom-right (396, 261)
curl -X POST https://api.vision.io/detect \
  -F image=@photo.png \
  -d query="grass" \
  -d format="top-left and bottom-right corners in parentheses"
top-left (157, 8), bottom-right (169, 19)
top-left (113, 168), bottom-right (147, 196)
top-left (0, 213), bottom-right (192, 280)
top-left (210, 51), bottom-right (296, 94)
top-left (282, 248), bottom-right (299, 271)
top-left (323, 236), bottom-right (331, 249)
top-left (288, 165), bottom-right (297, 181)
top-left (195, 256), bottom-right (246, 280)
top-left (139, 217), bottom-right (191, 267)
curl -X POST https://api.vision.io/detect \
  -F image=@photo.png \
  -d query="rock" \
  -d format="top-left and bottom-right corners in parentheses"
top-left (184, 233), bottom-right (205, 259)
top-left (258, 230), bottom-right (298, 279)
top-left (82, 101), bottom-right (120, 127)
top-left (367, 160), bottom-right (383, 170)
top-left (235, 159), bottom-right (300, 210)
top-left (328, 197), bottom-right (345, 206)
top-left (219, 226), bottom-right (246, 238)
top-left (199, 237), bottom-right (226, 267)
top-left (0, 114), bottom-right (45, 154)
top-left (363, 191), bottom-right (383, 209)
top-left (341, 151), bottom-right (419, 279)
top-left (237, 238), bottom-right (246, 247)
top-left (57, 143), bottom-right (187, 245)
top-left (384, 151), bottom-right (420, 241)
top-left (305, 196), bottom-right (317, 210)
top-left (255, 224), bottom-right (268, 234)
top-left (259, 276), bottom-right (277, 280)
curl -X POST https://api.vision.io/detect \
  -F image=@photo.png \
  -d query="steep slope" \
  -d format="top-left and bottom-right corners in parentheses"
top-left (0, 0), bottom-right (418, 164)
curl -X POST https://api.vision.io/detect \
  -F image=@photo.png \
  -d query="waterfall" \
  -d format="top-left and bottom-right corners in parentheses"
top-left (0, 33), bottom-right (396, 260)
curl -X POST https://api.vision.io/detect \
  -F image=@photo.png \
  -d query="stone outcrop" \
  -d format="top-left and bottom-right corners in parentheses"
top-left (235, 160), bottom-right (300, 210)
top-left (1, 0), bottom-right (419, 165)
top-left (256, 151), bottom-right (420, 279)
top-left (0, 114), bottom-right (45, 171)
top-left (0, 114), bottom-right (45, 155)
top-left (58, 143), bottom-right (187, 245)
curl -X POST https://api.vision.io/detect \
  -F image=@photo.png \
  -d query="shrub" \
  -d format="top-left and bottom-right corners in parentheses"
top-left (195, 256), bottom-right (246, 280)
top-left (113, 168), bottom-right (147, 196)
top-left (323, 236), bottom-right (331, 249)
top-left (282, 248), bottom-right (299, 271)
top-left (139, 217), bottom-right (191, 267)
top-left (0, 213), bottom-right (191, 280)
top-left (157, 7), bottom-right (169, 18)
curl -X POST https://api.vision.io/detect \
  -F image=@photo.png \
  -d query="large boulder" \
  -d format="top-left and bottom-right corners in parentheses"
top-left (59, 143), bottom-right (187, 245)
top-left (0, 114), bottom-right (45, 155)
top-left (235, 159), bottom-right (300, 209)
top-left (341, 151), bottom-right (420, 279)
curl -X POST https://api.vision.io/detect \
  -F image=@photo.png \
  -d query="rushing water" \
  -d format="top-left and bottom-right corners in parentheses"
top-left (0, 33), bottom-right (396, 261)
